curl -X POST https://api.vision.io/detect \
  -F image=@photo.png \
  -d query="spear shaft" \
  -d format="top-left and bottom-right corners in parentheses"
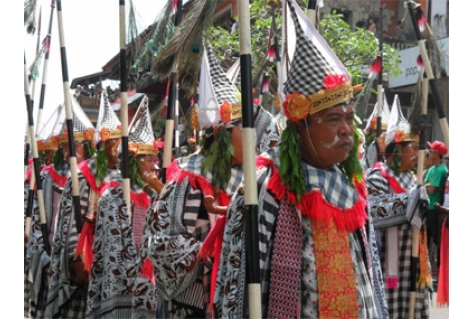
top-left (119, 0), bottom-right (131, 218)
top-left (162, 0), bottom-right (183, 183)
top-left (238, 1), bottom-right (261, 318)
top-left (24, 52), bottom-right (50, 255)
top-left (56, 0), bottom-right (83, 233)
top-left (377, 0), bottom-right (384, 139)
top-left (405, 2), bottom-right (449, 317)
top-left (36, 1), bottom-right (56, 135)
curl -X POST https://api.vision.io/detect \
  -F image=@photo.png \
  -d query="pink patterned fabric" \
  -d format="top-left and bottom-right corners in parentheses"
top-left (267, 196), bottom-right (303, 319)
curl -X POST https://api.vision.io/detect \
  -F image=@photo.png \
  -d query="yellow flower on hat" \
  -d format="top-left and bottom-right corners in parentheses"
top-left (49, 136), bottom-right (60, 149)
top-left (394, 130), bottom-right (405, 143)
top-left (84, 128), bottom-right (95, 141)
top-left (100, 128), bottom-right (111, 141)
top-left (128, 142), bottom-right (138, 156)
top-left (284, 92), bottom-right (310, 122)
top-left (37, 140), bottom-right (46, 152)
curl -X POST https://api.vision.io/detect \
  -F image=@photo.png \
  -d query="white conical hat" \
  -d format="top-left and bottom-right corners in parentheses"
top-left (364, 91), bottom-right (391, 133)
top-left (36, 103), bottom-right (65, 151)
top-left (198, 43), bottom-right (242, 131)
top-left (385, 94), bottom-right (419, 146)
top-left (128, 95), bottom-right (158, 156)
top-left (58, 96), bottom-right (95, 144)
top-left (95, 90), bottom-right (121, 144)
top-left (278, 0), bottom-right (352, 119)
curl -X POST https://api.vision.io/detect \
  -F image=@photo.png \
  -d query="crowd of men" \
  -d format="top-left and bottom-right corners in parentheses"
top-left (24, 1), bottom-right (448, 318)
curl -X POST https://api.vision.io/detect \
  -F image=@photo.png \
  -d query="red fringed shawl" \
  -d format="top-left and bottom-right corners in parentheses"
top-left (256, 156), bottom-right (368, 232)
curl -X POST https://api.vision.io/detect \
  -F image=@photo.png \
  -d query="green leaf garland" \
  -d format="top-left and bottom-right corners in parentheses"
top-left (201, 128), bottom-right (233, 196)
top-left (96, 145), bottom-right (109, 188)
top-left (130, 155), bottom-right (147, 189)
top-left (280, 121), bottom-right (305, 203)
top-left (340, 124), bottom-right (363, 185)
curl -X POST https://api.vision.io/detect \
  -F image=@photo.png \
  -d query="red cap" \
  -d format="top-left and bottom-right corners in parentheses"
top-left (427, 141), bottom-right (448, 156)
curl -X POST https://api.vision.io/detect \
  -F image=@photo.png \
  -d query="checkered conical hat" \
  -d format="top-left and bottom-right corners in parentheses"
top-left (128, 95), bottom-right (158, 156)
top-left (36, 103), bottom-right (65, 151)
top-left (198, 43), bottom-right (242, 131)
top-left (365, 91), bottom-right (391, 133)
top-left (385, 94), bottom-right (419, 147)
top-left (95, 90), bottom-right (121, 143)
top-left (282, 0), bottom-right (353, 117)
top-left (59, 96), bottom-right (95, 143)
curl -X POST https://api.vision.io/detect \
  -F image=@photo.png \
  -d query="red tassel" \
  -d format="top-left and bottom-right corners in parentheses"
top-left (75, 221), bottom-right (95, 272)
top-left (369, 57), bottom-right (382, 79)
top-left (416, 7), bottom-right (427, 32)
top-left (267, 44), bottom-right (276, 61)
top-left (140, 258), bottom-right (156, 285)
top-left (261, 76), bottom-right (270, 94)
top-left (417, 54), bottom-right (425, 73)
top-left (386, 277), bottom-right (399, 289)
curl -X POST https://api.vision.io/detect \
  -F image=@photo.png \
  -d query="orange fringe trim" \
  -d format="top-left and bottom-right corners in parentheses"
top-left (257, 156), bottom-right (367, 232)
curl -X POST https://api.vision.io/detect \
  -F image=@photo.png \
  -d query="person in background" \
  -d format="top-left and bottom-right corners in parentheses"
top-left (424, 140), bottom-right (448, 268)
top-left (434, 154), bottom-right (449, 307)
top-left (392, 20), bottom-right (408, 40)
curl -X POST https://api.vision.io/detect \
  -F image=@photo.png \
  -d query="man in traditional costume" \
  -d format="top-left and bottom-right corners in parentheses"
top-left (213, 1), bottom-right (386, 318)
top-left (45, 92), bottom-right (122, 319)
top-left (362, 91), bottom-right (391, 172)
top-left (86, 96), bottom-right (164, 319)
top-left (134, 43), bottom-right (279, 319)
top-left (365, 94), bottom-right (431, 318)
top-left (25, 101), bottom-right (95, 319)
top-left (24, 104), bottom-right (64, 318)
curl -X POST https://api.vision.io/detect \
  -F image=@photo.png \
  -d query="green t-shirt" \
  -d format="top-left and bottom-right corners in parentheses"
top-left (424, 163), bottom-right (449, 209)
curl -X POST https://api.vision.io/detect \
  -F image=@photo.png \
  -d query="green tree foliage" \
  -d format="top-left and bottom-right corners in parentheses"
top-left (207, 0), bottom-right (401, 88)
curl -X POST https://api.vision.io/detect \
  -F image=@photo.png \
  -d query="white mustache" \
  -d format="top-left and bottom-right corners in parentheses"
top-left (410, 156), bottom-right (417, 160)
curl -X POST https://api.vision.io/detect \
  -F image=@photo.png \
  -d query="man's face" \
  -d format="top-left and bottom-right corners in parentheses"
top-left (104, 138), bottom-right (121, 167)
top-left (75, 141), bottom-right (86, 164)
top-left (400, 142), bottom-right (419, 172)
top-left (44, 150), bottom-right (55, 166)
top-left (137, 155), bottom-right (158, 181)
top-left (297, 104), bottom-right (355, 168)
top-left (428, 149), bottom-right (440, 163)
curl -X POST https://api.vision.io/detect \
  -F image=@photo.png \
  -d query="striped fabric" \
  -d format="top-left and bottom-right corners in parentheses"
top-left (148, 178), bottom-right (208, 317)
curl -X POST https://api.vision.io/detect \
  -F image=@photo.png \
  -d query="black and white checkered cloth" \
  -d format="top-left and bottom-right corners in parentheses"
top-left (129, 98), bottom-right (155, 145)
top-left (59, 108), bottom-right (89, 134)
top-left (284, 0), bottom-right (334, 96)
top-left (206, 44), bottom-right (240, 107)
top-left (99, 91), bottom-right (121, 130)
top-left (266, 147), bottom-right (359, 208)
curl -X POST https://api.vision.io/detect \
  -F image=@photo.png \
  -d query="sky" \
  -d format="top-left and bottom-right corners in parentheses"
top-left (22, 0), bottom-right (167, 130)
